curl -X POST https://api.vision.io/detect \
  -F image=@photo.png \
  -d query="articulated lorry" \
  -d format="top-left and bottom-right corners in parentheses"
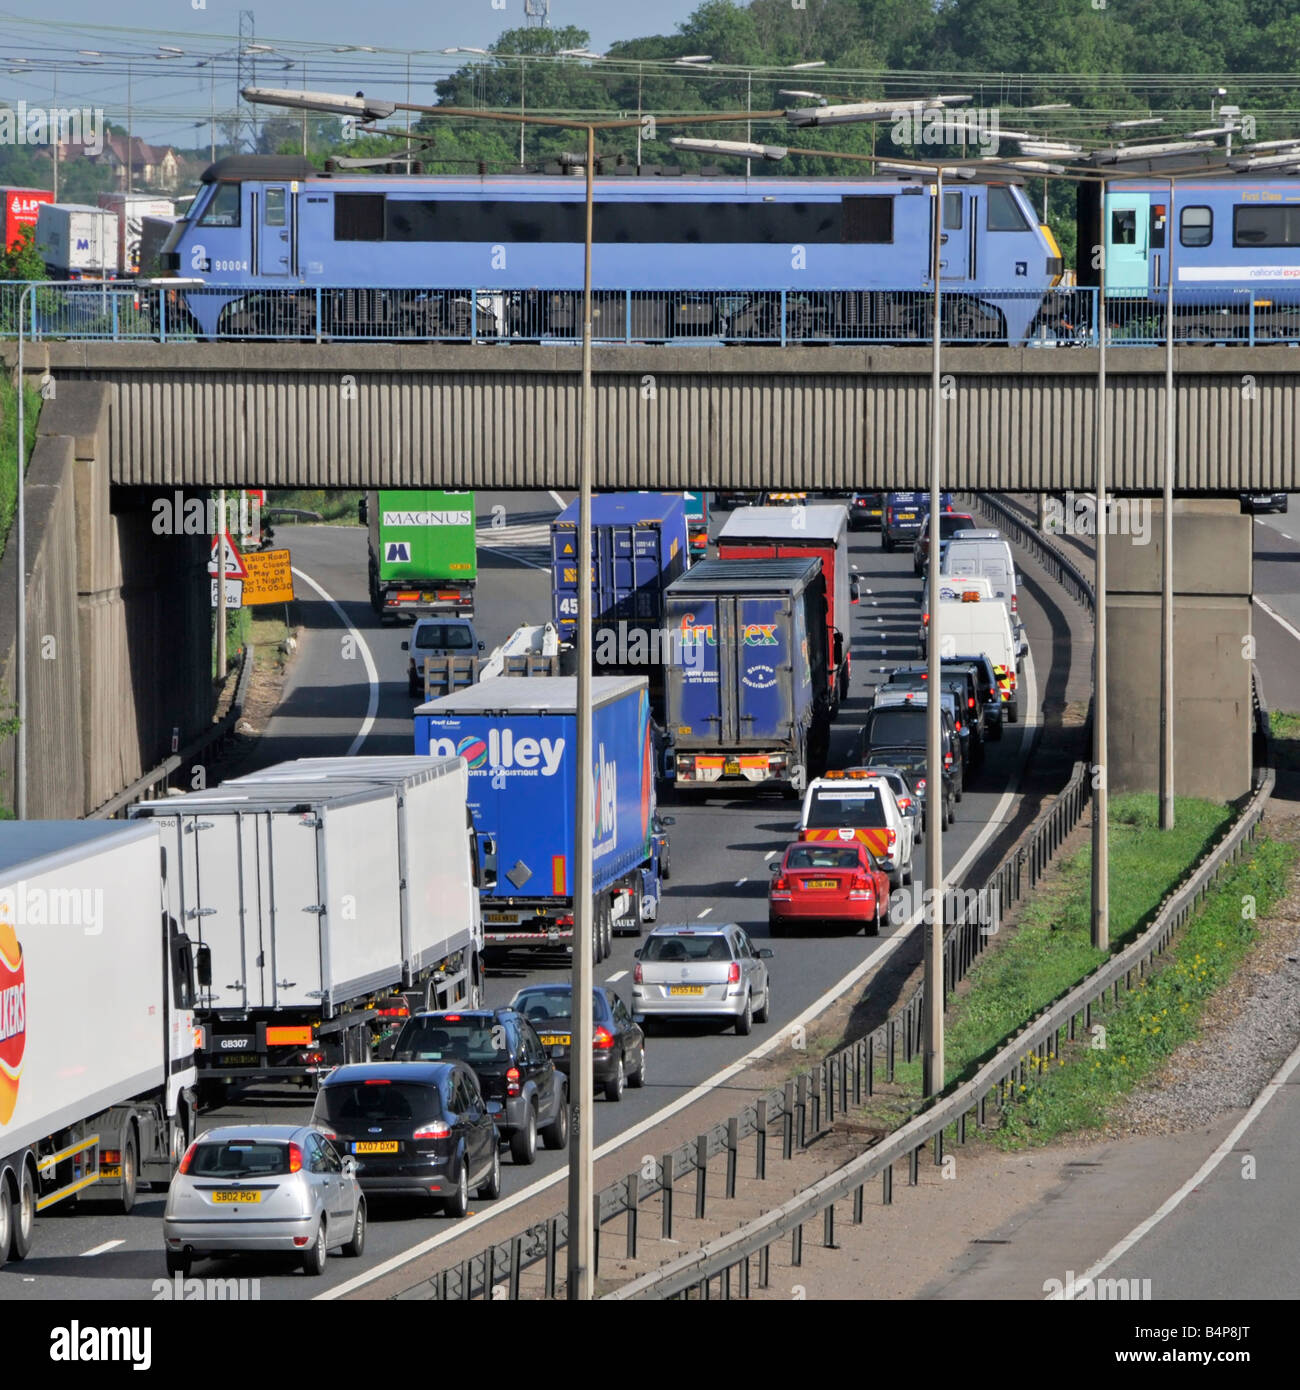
top-left (363, 490), bottom-right (477, 621)
top-left (716, 502), bottom-right (857, 715)
top-left (664, 557), bottom-right (831, 797)
top-left (131, 755), bottom-right (482, 1100)
top-left (550, 493), bottom-right (688, 721)
top-left (414, 675), bottom-right (666, 961)
top-left (0, 821), bottom-right (199, 1266)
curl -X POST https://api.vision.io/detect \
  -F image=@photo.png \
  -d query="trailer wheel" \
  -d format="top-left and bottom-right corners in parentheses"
top-left (118, 1133), bottom-right (138, 1215)
top-left (0, 1175), bottom-right (11, 1264)
top-left (10, 1162), bottom-right (35, 1261)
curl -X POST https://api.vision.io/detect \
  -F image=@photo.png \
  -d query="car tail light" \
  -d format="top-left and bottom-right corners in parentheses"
top-left (727, 962), bottom-right (741, 984)
top-left (898, 797), bottom-right (912, 811)
top-left (288, 1143), bottom-right (304, 1174)
top-left (773, 875), bottom-right (790, 892)
top-left (915, 778), bottom-right (926, 791)
top-left (887, 829), bottom-right (896, 847)
top-left (634, 962), bottom-right (643, 984)
top-left (364, 1078), bottom-right (392, 1085)
top-left (444, 1015), bottom-right (461, 1022)
top-left (506, 1066), bottom-right (521, 1097)
top-left (850, 873), bottom-right (872, 893)
top-left (178, 1140), bottom-right (198, 1175)
top-left (414, 1119), bottom-right (452, 1140)
top-left (376, 1002), bottom-right (409, 1019)
top-left (944, 752), bottom-right (953, 768)
top-left (317, 1128), bottom-right (338, 1142)
top-left (305, 1051), bottom-right (325, 1065)
top-left (968, 696), bottom-right (976, 708)
top-left (556, 915), bottom-right (574, 928)
top-left (102, 1149), bottom-right (120, 1165)
top-left (1011, 593), bottom-right (1018, 612)
top-left (594, 1026), bottom-right (616, 1051)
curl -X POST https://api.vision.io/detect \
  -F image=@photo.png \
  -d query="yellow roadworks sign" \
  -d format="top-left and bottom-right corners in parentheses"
top-left (241, 549), bottom-right (294, 606)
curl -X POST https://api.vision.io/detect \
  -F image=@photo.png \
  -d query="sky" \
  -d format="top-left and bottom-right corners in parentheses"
top-left (0, 1), bottom-right (706, 147)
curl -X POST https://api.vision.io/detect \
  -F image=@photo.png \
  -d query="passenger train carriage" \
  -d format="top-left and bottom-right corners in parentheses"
top-left (158, 155), bottom-right (1064, 343)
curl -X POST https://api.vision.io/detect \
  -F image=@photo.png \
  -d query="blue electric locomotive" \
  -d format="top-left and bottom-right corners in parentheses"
top-left (158, 155), bottom-right (1064, 343)
top-left (1080, 177), bottom-right (1300, 338)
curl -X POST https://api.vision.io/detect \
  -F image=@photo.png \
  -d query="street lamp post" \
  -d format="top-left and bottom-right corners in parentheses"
top-left (1093, 179), bottom-right (1110, 948)
top-left (13, 283), bottom-right (36, 819)
top-left (1160, 178), bottom-right (1176, 828)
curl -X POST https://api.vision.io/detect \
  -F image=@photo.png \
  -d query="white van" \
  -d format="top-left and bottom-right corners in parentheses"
top-left (929, 592), bottom-right (1027, 724)
top-left (940, 532), bottom-right (1021, 633)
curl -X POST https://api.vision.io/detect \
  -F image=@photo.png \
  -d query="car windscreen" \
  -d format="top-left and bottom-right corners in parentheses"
top-left (394, 1018), bottom-right (507, 1064)
top-left (938, 514), bottom-right (976, 538)
top-left (786, 845), bottom-right (861, 870)
top-left (415, 624), bottom-right (473, 650)
top-left (869, 751), bottom-right (926, 776)
top-left (514, 988), bottom-right (605, 1026)
top-left (315, 1081), bottom-right (441, 1126)
top-left (865, 710), bottom-right (926, 746)
top-left (805, 788), bottom-right (887, 828)
top-left (188, 1140), bottom-right (295, 1178)
top-left (642, 934), bottom-right (734, 963)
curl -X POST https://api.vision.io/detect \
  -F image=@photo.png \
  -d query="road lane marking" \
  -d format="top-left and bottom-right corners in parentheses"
top-left (80, 1240), bottom-right (124, 1257)
top-left (734, 878), bottom-right (747, 887)
top-left (548, 490), bottom-right (568, 510)
top-left (1253, 594), bottom-right (1300, 646)
top-left (319, 647), bottom-right (1040, 1301)
top-left (764, 850), bottom-right (777, 860)
top-left (290, 566), bottom-right (379, 758)
top-left (478, 545), bottom-right (548, 572)
top-left (605, 970), bottom-right (627, 983)
top-left (697, 907), bottom-right (712, 917)
top-left (1048, 1034), bottom-right (1300, 1300)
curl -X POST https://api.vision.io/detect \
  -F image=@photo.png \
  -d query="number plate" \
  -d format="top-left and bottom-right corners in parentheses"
top-left (898, 512), bottom-right (917, 521)
top-left (100, 1165), bottom-right (122, 1179)
top-left (353, 1141), bottom-right (398, 1155)
top-left (484, 911), bottom-right (519, 923)
top-left (218, 1053), bottom-right (259, 1066)
top-left (540, 1034), bottom-right (571, 1048)
top-left (212, 1190), bottom-right (261, 1204)
top-left (669, 985), bottom-right (706, 996)
top-left (805, 879), bottom-right (838, 889)
top-left (724, 760), bottom-right (741, 776)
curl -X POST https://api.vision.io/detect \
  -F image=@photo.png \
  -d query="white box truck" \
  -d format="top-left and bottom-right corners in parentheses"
top-left (0, 822), bottom-right (199, 1267)
top-left (131, 756), bottom-right (482, 1099)
top-left (34, 202), bottom-right (119, 278)
top-left (96, 192), bottom-right (174, 274)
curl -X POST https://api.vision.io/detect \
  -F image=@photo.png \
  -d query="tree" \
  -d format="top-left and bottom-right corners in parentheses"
top-left (0, 225), bottom-right (46, 283)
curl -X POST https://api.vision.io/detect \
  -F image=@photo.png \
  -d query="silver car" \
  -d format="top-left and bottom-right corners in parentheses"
top-left (631, 924), bottom-right (773, 1035)
top-left (163, 1124), bottom-right (366, 1278)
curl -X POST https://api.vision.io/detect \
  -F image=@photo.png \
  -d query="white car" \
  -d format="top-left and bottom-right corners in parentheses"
top-left (796, 774), bottom-right (915, 889)
top-left (632, 924), bottom-right (773, 1035)
top-left (403, 617), bottom-right (484, 697)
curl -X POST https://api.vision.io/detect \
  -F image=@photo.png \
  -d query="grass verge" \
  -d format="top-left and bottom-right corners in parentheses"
top-left (853, 793), bottom-right (1234, 1127)
top-left (993, 832), bottom-right (1296, 1147)
top-left (268, 489), bottom-right (362, 524)
top-left (1270, 710), bottom-right (1300, 771)
top-left (0, 372), bottom-right (43, 560)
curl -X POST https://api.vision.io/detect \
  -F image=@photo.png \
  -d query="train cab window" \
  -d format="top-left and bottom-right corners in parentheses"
top-left (840, 196), bottom-right (893, 244)
top-left (986, 185), bottom-right (1028, 231)
top-left (943, 191), bottom-right (963, 230)
top-left (1233, 205), bottom-right (1300, 247)
top-left (264, 187), bottom-right (286, 227)
top-left (199, 182), bottom-right (241, 227)
top-left (1181, 206), bottom-right (1213, 248)
top-left (1111, 209), bottom-right (1136, 245)
top-left (335, 192), bottom-right (385, 241)
top-left (1149, 202), bottom-right (1166, 250)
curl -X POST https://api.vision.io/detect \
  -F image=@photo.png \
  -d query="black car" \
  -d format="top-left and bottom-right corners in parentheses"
top-left (1240, 491), bottom-right (1288, 514)
top-left (848, 492), bottom-right (884, 531)
top-left (391, 1010), bottom-right (568, 1165)
top-left (884, 666), bottom-right (985, 771)
top-left (510, 984), bottom-right (647, 1101)
top-left (950, 653), bottom-right (1004, 741)
top-left (311, 1061), bottom-right (500, 1217)
top-left (858, 704), bottom-right (963, 801)
top-left (912, 511), bottom-right (977, 576)
top-left (714, 490), bottom-right (761, 509)
top-left (860, 747), bottom-right (956, 833)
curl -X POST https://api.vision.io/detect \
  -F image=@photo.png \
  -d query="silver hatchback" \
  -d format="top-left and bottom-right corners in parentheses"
top-left (163, 1124), bottom-right (366, 1278)
top-left (632, 924), bottom-right (773, 1035)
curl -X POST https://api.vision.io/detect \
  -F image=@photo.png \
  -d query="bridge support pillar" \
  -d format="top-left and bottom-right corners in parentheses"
top-left (1105, 498), bottom-right (1252, 802)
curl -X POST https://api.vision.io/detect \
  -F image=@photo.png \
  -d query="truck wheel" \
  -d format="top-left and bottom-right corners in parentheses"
top-left (0, 1178), bottom-right (10, 1263)
top-left (117, 1134), bottom-right (138, 1216)
top-left (602, 901), bottom-right (613, 958)
top-left (9, 1163), bottom-right (35, 1260)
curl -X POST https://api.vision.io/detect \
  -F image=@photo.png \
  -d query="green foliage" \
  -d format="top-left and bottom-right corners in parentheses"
top-left (0, 226), bottom-right (46, 283)
top-left (267, 489), bottom-right (362, 524)
top-left (0, 371), bottom-right (43, 562)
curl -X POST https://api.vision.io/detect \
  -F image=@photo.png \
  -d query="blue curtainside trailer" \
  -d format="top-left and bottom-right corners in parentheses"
top-left (664, 557), bottom-right (831, 798)
top-left (413, 675), bottom-right (665, 962)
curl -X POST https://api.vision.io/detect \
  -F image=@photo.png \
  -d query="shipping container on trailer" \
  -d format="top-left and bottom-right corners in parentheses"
top-left (34, 202), bottom-right (119, 278)
top-left (414, 675), bottom-right (664, 955)
top-left (664, 556), bottom-right (831, 797)
top-left (0, 186), bottom-right (53, 252)
top-left (97, 193), bottom-right (175, 274)
top-left (716, 502), bottom-right (856, 713)
top-left (0, 820), bottom-right (198, 1264)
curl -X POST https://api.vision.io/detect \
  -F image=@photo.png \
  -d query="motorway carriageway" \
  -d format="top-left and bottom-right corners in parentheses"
top-left (1, 494), bottom-right (1081, 1302)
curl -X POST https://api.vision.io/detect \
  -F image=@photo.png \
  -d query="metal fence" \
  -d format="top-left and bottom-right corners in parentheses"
top-left (4, 281), bottom-right (1299, 347)
top-left (969, 493), bottom-right (1097, 611)
top-left (610, 692), bottom-right (1273, 1300)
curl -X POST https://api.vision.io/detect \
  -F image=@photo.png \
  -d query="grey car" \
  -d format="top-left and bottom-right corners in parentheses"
top-left (163, 1124), bottom-right (365, 1278)
top-left (631, 924), bottom-right (773, 1035)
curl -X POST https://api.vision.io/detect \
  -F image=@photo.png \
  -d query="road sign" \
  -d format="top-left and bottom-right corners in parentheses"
top-left (240, 549), bottom-right (294, 606)
top-left (207, 532), bottom-right (248, 578)
top-left (211, 577), bottom-right (243, 608)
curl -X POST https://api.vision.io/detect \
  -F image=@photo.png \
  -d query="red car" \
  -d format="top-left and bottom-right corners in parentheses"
top-left (768, 841), bottom-right (892, 937)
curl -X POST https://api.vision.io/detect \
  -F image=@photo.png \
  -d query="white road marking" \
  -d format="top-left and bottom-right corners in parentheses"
top-left (605, 970), bottom-right (628, 983)
top-left (290, 566), bottom-right (379, 757)
top-left (80, 1240), bottom-right (124, 1257)
top-left (1048, 1035), bottom-right (1300, 1300)
top-left (734, 877), bottom-right (747, 887)
top-left (697, 907), bottom-right (712, 917)
top-left (548, 489), bottom-right (568, 511)
top-left (1254, 594), bottom-right (1300, 646)
top-left (319, 648), bottom-right (1040, 1301)
top-left (764, 850), bottom-right (777, 860)
top-left (1283, 533), bottom-right (1294, 541)
top-left (477, 546), bottom-right (549, 572)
